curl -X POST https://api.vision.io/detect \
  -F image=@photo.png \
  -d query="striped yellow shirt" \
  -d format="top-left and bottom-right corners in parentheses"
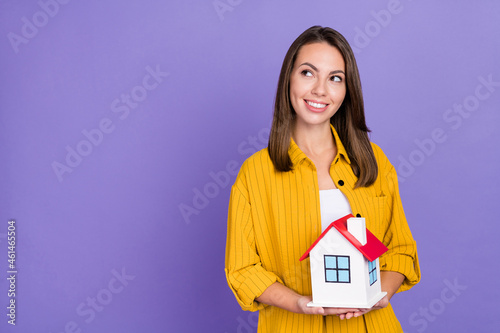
top-left (225, 126), bottom-right (420, 332)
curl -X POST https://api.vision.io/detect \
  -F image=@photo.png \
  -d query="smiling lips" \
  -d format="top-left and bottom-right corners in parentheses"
top-left (304, 99), bottom-right (329, 112)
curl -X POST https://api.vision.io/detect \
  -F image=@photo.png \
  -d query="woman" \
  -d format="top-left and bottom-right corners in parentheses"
top-left (225, 26), bottom-right (420, 332)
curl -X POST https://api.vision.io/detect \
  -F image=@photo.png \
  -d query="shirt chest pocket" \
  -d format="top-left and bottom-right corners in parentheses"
top-left (352, 195), bottom-right (386, 242)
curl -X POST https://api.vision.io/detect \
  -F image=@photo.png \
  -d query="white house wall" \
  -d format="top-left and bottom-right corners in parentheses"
top-left (363, 257), bottom-right (382, 303)
top-left (309, 230), bottom-right (371, 306)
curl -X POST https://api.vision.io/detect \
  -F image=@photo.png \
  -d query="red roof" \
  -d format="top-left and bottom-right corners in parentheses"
top-left (299, 214), bottom-right (388, 262)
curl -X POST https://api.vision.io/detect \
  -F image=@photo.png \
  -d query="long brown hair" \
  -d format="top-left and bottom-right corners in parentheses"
top-left (268, 25), bottom-right (377, 188)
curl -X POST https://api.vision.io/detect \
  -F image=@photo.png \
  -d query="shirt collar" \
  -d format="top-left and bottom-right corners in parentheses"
top-left (331, 124), bottom-right (351, 164)
top-left (288, 124), bottom-right (351, 166)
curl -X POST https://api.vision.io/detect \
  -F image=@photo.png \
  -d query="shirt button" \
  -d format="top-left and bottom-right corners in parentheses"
top-left (338, 180), bottom-right (344, 186)
top-left (356, 213), bottom-right (361, 217)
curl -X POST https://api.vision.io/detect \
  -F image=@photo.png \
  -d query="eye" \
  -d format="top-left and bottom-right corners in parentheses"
top-left (301, 70), bottom-right (313, 77)
top-left (331, 75), bottom-right (342, 82)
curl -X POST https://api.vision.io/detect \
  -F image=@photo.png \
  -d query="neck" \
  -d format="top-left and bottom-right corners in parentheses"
top-left (292, 121), bottom-right (335, 156)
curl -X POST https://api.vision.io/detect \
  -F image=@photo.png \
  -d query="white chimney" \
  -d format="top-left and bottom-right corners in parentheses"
top-left (347, 217), bottom-right (367, 245)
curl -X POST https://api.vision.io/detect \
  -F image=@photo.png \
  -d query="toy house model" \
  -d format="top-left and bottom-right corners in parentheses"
top-left (299, 214), bottom-right (389, 308)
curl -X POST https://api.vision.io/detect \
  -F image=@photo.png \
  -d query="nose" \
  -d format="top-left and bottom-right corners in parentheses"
top-left (311, 79), bottom-right (326, 96)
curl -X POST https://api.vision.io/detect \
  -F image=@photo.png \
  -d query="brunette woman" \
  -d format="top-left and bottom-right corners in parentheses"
top-left (225, 26), bottom-right (420, 332)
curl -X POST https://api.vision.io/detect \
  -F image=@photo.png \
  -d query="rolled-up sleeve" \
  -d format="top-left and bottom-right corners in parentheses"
top-left (379, 162), bottom-right (421, 293)
top-left (225, 172), bottom-right (283, 311)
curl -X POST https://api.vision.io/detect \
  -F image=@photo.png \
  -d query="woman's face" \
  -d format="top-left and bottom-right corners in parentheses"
top-left (289, 42), bottom-right (346, 130)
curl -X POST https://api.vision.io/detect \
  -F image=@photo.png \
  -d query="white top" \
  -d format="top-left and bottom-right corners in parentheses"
top-left (319, 189), bottom-right (352, 232)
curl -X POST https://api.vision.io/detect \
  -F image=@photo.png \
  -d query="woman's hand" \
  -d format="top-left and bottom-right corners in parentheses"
top-left (297, 295), bottom-right (361, 317)
top-left (257, 272), bottom-right (403, 319)
top-left (336, 295), bottom-right (390, 320)
top-left (335, 271), bottom-right (405, 320)
top-left (257, 283), bottom-right (362, 316)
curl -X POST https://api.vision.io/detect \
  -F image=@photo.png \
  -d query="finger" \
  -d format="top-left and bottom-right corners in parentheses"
top-left (325, 309), bottom-right (343, 316)
top-left (306, 306), bottom-right (325, 315)
top-left (315, 307), bottom-right (325, 315)
top-left (352, 310), bottom-right (366, 317)
top-left (347, 311), bottom-right (358, 320)
top-left (329, 308), bottom-right (360, 313)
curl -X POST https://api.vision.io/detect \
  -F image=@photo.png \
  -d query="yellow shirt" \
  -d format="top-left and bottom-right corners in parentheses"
top-left (225, 126), bottom-right (420, 332)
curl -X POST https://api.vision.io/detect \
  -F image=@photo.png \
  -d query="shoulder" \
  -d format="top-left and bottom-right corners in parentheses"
top-left (235, 148), bottom-right (274, 182)
top-left (370, 142), bottom-right (387, 160)
top-left (370, 142), bottom-right (395, 175)
top-left (232, 148), bottom-right (274, 199)
top-left (244, 147), bottom-right (272, 165)
top-left (240, 147), bottom-right (272, 171)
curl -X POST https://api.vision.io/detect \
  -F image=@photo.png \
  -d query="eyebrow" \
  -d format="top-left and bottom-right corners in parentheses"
top-left (299, 62), bottom-right (345, 75)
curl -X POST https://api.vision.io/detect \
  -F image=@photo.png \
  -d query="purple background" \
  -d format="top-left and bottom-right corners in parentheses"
top-left (1, 0), bottom-right (499, 332)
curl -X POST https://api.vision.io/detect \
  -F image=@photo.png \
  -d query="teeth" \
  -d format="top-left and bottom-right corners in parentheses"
top-left (307, 100), bottom-right (327, 108)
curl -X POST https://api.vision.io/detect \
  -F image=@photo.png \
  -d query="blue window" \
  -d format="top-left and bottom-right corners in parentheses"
top-left (368, 260), bottom-right (377, 285)
top-left (324, 255), bottom-right (350, 283)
